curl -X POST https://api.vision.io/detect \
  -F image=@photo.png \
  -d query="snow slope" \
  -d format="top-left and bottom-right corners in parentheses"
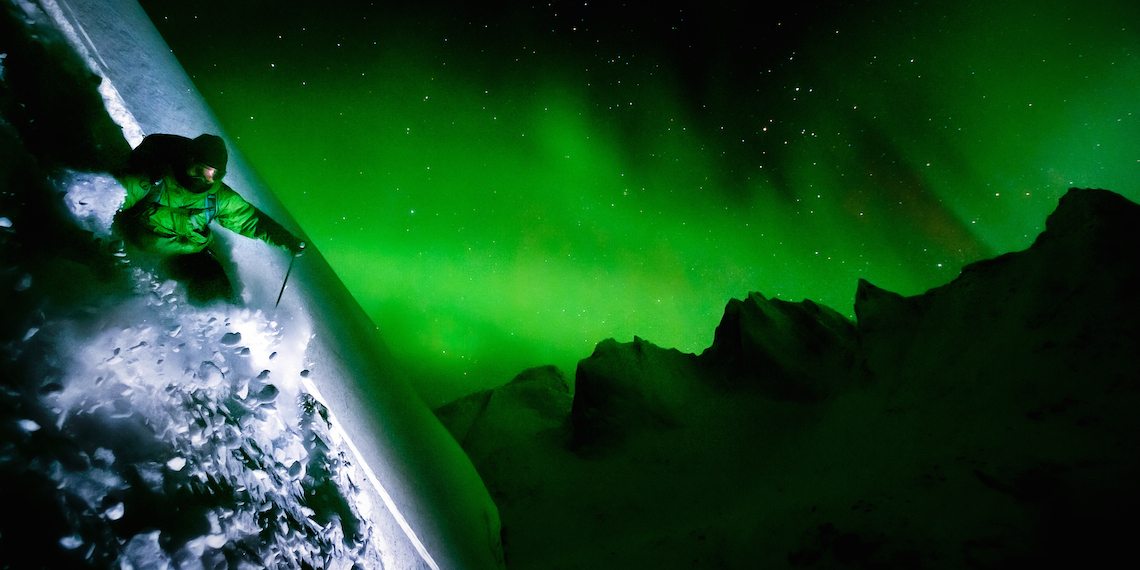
top-left (1, 1), bottom-right (502, 567)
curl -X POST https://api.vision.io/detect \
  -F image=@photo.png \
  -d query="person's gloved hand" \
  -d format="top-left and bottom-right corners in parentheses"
top-left (290, 239), bottom-right (307, 257)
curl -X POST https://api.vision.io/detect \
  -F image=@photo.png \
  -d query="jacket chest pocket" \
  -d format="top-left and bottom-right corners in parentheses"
top-left (186, 210), bottom-right (212, 234)
top-left (152, 206), bottom-right (211, 236)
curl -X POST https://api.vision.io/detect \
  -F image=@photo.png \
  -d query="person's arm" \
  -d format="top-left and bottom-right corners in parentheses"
top-left (214, 187), bottom-right (306, 254)
top-left (116, 173), bottom-right (152, 211)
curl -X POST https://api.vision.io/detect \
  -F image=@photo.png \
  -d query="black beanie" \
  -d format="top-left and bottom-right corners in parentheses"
top-left (190, 134), bottom-right (228, 173)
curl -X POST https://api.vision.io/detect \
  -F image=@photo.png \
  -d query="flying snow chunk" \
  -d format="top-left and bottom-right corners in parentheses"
top-left (288, 461), bottom-right (304, 479)
top-left (59, 535), bottom-right (83, 550)
top-left (220, 332), bottom-right (242, 346)
top-left (104, 502), bottom-right (125, 521)
top-left (93, 447), bottom-right (116, 466)
top-left (135, 463), bottom-right (165, 492)
top-left (122, 531), bottom-right (171, 569)
top-left (0, 216), bottom-right (12, 228)
top-left (198, 361), bottom-right (225, 385)
top-left (18, 419), bottom-right (41, 433)
top-left (256, 384), bottom-right (280, 403)
top-left (166, 456), bottom-right (187, 471)
top-left (205, 534), bottom-right (227, 549)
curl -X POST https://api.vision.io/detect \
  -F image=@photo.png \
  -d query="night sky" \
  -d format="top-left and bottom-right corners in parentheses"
top-left (137, 0), bottom-right (1139, 405)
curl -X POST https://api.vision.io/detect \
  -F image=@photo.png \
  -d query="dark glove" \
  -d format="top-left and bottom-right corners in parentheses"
top-left (290, 239), bottom-right (307, 257)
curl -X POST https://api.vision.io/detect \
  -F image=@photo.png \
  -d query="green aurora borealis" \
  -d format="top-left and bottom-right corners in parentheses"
top-left (139, 1), bottom-right (1139, 405)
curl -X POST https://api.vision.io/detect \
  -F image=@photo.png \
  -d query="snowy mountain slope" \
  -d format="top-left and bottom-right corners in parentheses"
top-left (437, 188), bottom-right (1140, 568)
top-left (1, 1), bottom-right (502, 568)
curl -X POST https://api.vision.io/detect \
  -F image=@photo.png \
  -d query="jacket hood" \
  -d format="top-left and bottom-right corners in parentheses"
top-left (190, 134), bottom-right (228, 175)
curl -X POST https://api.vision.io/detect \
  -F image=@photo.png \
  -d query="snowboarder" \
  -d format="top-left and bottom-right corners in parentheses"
top-left (114, 133), bottom-right (305, 304)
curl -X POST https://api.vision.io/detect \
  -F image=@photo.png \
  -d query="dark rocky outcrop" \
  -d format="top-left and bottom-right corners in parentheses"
top-left (437, 187), bottom-right (1140, 569)
top-left (567, 294), bottom-right (861, 449)
top-left (699, 293), bottom-right (861, 399)
top-left (437, 365), bottom-right (572, 451)
top-left (571, 337), bottom-right (700, 448)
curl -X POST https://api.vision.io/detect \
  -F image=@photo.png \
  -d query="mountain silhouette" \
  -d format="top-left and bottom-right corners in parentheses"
top-left (438, 187), bottom-right (1140, 569)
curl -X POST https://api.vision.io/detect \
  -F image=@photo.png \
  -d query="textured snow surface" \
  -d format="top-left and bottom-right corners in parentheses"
top-left (1, 170), bottom-right (388, 568)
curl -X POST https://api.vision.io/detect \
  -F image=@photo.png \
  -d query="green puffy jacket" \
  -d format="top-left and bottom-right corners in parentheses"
top-left (117, 173), bottom-right (297, 256)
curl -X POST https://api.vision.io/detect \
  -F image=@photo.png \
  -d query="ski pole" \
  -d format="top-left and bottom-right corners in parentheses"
top-left (275, 253), bottom-right (296, 308)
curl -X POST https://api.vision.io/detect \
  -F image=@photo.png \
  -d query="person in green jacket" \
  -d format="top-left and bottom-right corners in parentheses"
top-left (115, 133), bottom-right (304, 304)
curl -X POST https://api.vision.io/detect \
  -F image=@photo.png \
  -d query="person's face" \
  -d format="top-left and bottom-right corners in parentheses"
top-left (186, 163), bottom-right (218, 192)
top-left (189, 163), bottom-right (218, 183)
